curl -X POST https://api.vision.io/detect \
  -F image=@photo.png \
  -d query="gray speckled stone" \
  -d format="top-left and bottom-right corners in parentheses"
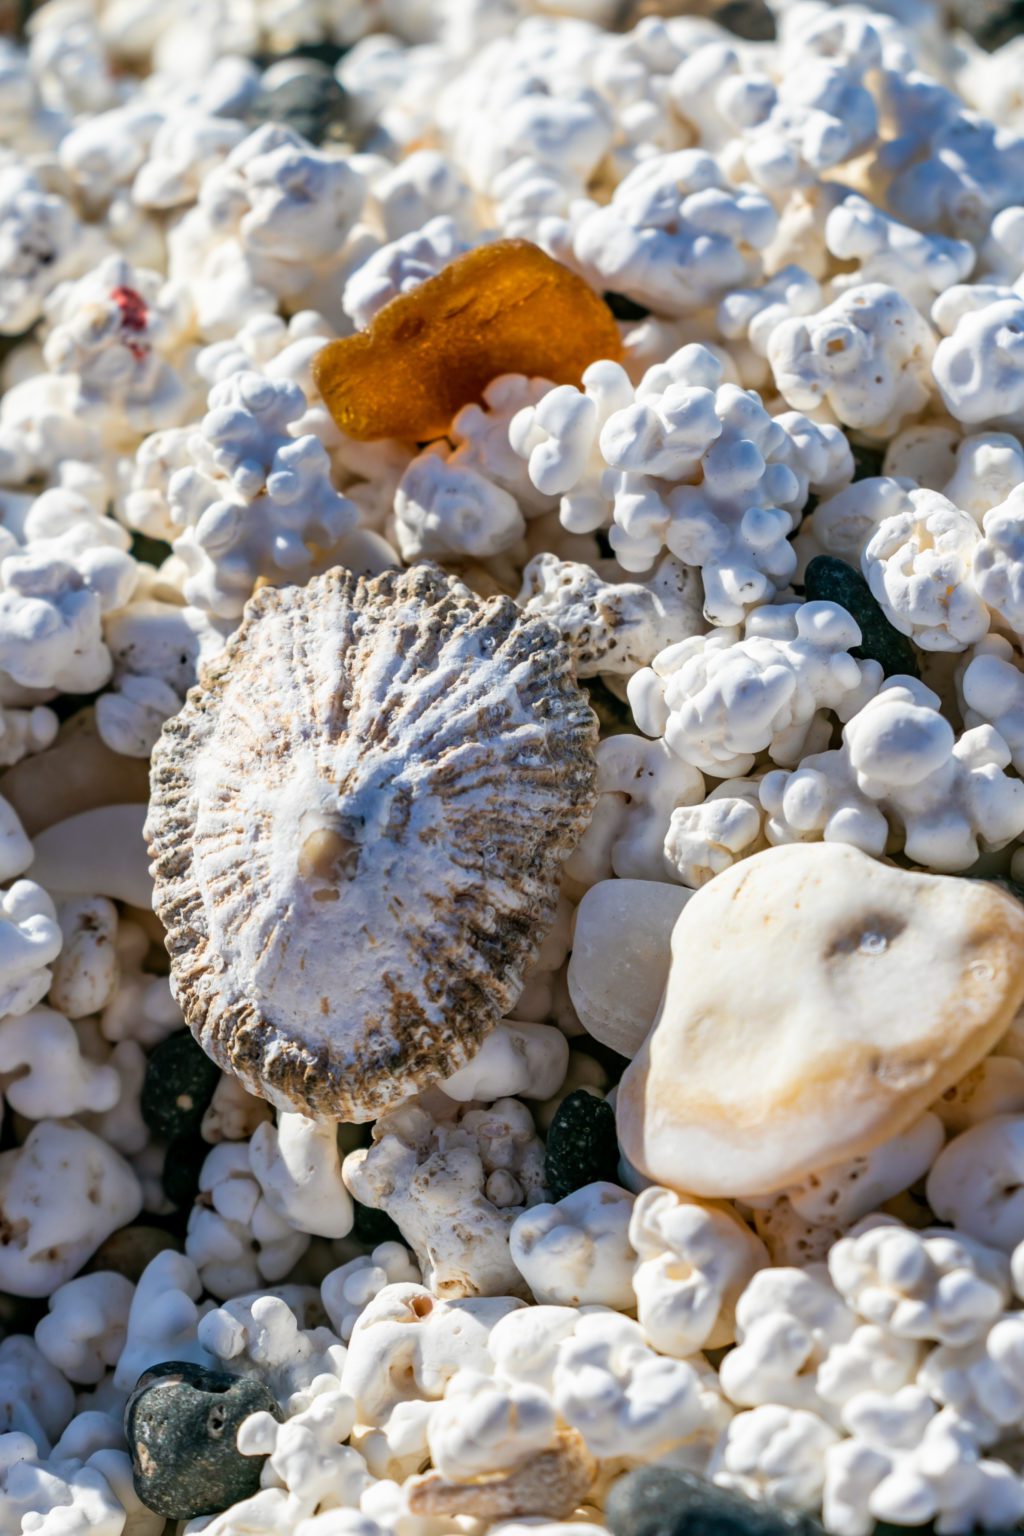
top-left (607, 1467), bottom-right (825, 1536)
top-left (125, 1361), bottom-right (281, 1520)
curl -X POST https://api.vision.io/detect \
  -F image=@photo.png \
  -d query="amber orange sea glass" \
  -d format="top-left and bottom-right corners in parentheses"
top-left (313, 239), bottom-right (623, 442)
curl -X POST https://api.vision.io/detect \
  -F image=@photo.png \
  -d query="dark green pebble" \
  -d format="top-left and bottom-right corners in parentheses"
top-left (141, 1031), bottom-right (221, 1142)
top-left (712, 0), bottom-right (775, 41)
top-left (804, 555), bottom-right (919, 679)
top-left (246, 71), bottom-right (347, 146)
top-left (126, 1361), bottom-right (282, 1520)
top-left (607, 1466), bottom-right (825, 1536)
top-left (545, 1089), bottom-right (620, 1200)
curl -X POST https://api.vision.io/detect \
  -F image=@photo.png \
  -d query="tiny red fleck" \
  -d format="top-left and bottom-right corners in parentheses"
top-left (110, 285), bottom-right (149, 332)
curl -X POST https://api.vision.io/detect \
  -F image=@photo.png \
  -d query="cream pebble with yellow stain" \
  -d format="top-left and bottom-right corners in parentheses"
top-left (616, 843), bottom-right (1024, 1198)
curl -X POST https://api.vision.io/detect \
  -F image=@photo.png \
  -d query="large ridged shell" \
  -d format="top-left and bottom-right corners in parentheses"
top-left (146, 565), bottom-right (597, 1120)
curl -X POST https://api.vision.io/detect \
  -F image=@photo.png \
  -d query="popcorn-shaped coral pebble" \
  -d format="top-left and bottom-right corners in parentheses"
top-left (630, 1187), bottom-right (768, 1357)
top-left (663, 779), bottom-right (768, 889)
top-left (572, 150), bottom-right (777, 316)
top-left (719, 1265), bottom-right (856, 1417)
top-left (709, 1404), bottom-right (839, 1513)
top-left (926, 1115), bottom-right (1024, 1253)
top-left (961, 636), bottom-right (1024, 774)
top-left (509, 1181), bottom-right (635, 1308)
top-left (34, 1271), bottom-right (134, 1386)
top-left (0, 1005), bottom-right (120, 1121)
top-left (768, 284), bottom-right (936, 435)
top-left (41, 255), bottom-right (195, 444)
top-left (918, 1310), bottom-right (1024, 1442)
top-left (321, 1243), bottom-right (421, 1343)
top-left (825, 196), bottom-right (974, 311)
top-left (933, 289), bottom-right (1024, 426)
top-left (199, 1292), bottom-right (346, 1415)
top-left (441, 1020), bottom-right (569, 1105)
top-left (628, 602), bottom-right (878, 780)
top-left (0, 1119), bottom-right (141, 1297)
top-left (343, 216), bottom-right (473, 332)
top-left (975, 483), bottom-right (1024, 635)
top-left (113, 1249), bottom-right (213, 1391)
top-left (248, 1112), bottom-right (354, 1241)
top-left (0, 165), bottom-right (97, 336)
top-left (185, 1142), bottom-right (310, 1300)
top-left (236, 1389), bottom-right (368, 1519)
top-left (760, 677), bottom-right (1024, 871)
top-left (0, 1337), bottom-right (74, 1453)
top-left (552, 1311), bottom-right (729, 1462)
top-left (823, 1390), bottom-right (1024, 1536)
top-left (827, 1216), bottom-right (1011, 1346)
top-left (341, 1281), bottom-right (523, 1426)
top-left (512, 343), bottom-right (850, 622)
top-left (567, 732), bottom-right (704, 886)
top-left (862, 488), bottom-right (988, 652)
top-left (392, 445), bottom-right (525, 563)
top-left (168, 370), bottom-right (360, 619)
top-left (167, 123), bottom-right (368, 338)
top-left (313, 240), bottom-right (622, 443)
top-left (0, 881), bottom-right (61, 1019)
top-left (427, 1369), bottom-right (557, 1480)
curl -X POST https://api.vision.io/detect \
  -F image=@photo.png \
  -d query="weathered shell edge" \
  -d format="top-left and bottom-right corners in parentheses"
top-left (146, 564), bottom-right (598, 1120)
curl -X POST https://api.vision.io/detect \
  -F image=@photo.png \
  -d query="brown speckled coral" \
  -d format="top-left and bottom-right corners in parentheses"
top-left (145, 565), bottom-right (597, 1121)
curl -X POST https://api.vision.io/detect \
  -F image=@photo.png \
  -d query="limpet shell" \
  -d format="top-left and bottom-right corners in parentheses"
top-left (146, 565), bottom-right (597, 1121)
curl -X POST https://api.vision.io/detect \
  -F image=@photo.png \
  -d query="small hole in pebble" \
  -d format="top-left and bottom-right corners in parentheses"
top-left (409, 1295), bottom-right (434, 1318)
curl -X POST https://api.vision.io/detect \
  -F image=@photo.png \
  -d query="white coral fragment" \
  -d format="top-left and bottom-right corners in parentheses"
top-left (510, 1182), bottom-right (635, 1308)
top-left (760, 677), bottom-right (1024, 871)
top-left (828, 1216), bottom-right (1011, 1345)
top-left (630, 1187), bottom-right (768, 1356)
top-left (343, 1098), bottom-right (546, 1299)
top-left (629, 601), bottom-right (877, 779)
top-left (768, 284), bottom-right (936, 435)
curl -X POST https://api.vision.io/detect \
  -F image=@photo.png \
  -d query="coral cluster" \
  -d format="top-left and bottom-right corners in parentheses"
top-left (9, 3), bottom-right (1024, 1536)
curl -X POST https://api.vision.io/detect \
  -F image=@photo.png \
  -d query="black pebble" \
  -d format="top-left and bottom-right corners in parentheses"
top-left (585, 677), bottom-right (635, 737)
top-left (252, 40), bottom-right (350, 70)
top-left (850, 441), bottom-right (885, 481)
top-left (162, 1134), bottom-right (210, 1209)
top-left (126, 1362), bottom-right (281, 1520)
top-left (246, 70), bottom-right (347, 146)
top-left (352, 1199), bottom-right (404, 1247)
top-left (603, 291), bottom-right (651, 321)
top-left (948, 0), bottom-right (1024, 49)
top-left (607, 1466), bottom-right (825, 1536)
top-left (804, 555), bottom-right (919, 679)
top-left (545, 1089), bottom-right (620, 1200)
top-left (966, 873), bottom-right (1024, 906)
top-left (87, 1225), bottom-right (183, 1282)
top-left (141, 1031), bottom-right (222, 1142)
